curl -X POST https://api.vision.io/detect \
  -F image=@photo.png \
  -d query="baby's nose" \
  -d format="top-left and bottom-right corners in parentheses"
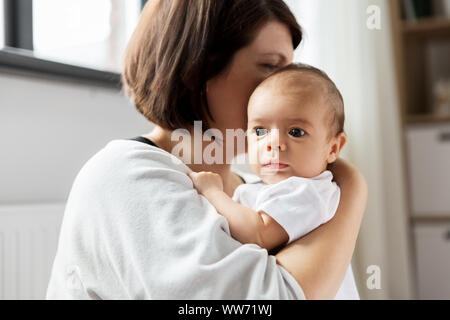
top-left (267, 144), bottom-right (287, 152)
top-left (266, 129), bottom-right (286, 152)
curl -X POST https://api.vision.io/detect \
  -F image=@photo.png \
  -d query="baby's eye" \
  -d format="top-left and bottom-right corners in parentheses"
top-left (289, 128), bottom-right (306, 138)
top-left (254, 128), bottom-right (268, 137)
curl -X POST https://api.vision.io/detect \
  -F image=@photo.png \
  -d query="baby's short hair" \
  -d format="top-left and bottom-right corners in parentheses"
top-left (256, 63), bottom-right (345, 137)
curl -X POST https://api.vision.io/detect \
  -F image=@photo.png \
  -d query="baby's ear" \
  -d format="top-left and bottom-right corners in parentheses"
top-left (327, 132), bottom-right (347, 164)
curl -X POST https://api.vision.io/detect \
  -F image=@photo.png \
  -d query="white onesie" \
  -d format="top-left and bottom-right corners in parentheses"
top-left (232, 170), bottom-right (360, 300)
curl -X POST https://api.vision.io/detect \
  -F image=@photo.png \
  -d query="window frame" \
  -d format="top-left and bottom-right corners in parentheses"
top-left (0, 0), bottom-right (147, 88)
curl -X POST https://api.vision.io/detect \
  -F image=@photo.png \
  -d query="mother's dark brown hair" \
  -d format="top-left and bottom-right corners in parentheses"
top-left (122, 0), bottom-right (302, 131)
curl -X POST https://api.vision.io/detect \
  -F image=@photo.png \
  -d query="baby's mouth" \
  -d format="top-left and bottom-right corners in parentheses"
top-left (262, 161), bottom-right (289, 170)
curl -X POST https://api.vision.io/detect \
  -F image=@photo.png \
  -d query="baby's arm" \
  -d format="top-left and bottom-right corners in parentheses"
top-left (188, 172), bottom-right (288, 250)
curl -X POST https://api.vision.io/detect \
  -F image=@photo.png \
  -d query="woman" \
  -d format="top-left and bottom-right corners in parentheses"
top-left (47, 0), bottom-right (367, 300)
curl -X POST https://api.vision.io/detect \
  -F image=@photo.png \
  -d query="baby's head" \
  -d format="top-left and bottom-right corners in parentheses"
top-left (247, 63), bottom-right (347, 184)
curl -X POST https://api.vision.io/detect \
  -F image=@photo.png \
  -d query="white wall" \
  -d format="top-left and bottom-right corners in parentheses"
top-left (0, 69), bottom-right (151, 299)
top-left (0, 0), bottom-right (4, 48)
top-left (0, 70), bottom-right (151, 204)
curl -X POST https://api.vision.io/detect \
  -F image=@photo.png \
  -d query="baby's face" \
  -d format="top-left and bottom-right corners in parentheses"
top-left (247, 86), bottom-right (336, 184)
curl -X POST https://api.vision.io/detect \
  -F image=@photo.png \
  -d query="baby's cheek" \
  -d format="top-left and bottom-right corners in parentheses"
top-left (306, 150), bottom-right (330, 177)
top-left (249, 163), bottom-right (261, 178)
top-left (247, 141), bottom-right (261, 167)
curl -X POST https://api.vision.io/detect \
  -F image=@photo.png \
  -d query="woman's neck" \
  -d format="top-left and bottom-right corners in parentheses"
top-left (144, 126), bottom-right (242, 196)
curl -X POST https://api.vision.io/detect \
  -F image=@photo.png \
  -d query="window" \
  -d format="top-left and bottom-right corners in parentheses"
top-left (0, 0), bottom-right (147, 86)
top-left (32, 0), bottom-right (142, 73)
top-left (0, 0), bottom-right (4, 49)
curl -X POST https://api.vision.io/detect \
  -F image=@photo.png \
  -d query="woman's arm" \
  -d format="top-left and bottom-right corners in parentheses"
top-left (189, 172), bottom-right (289, 250)
top-left (275, 159), bottom-right (367, 300)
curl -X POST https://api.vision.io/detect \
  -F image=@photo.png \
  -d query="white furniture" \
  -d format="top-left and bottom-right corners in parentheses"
top-left (406, 124), bottom-right (450, 299)
top-left (406, 124), bottom-right (450, 217)
top-left (414, 222), bottom-right (450, 299)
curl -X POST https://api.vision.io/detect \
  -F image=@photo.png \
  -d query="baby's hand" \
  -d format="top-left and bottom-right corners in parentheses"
top-left (188, 171), bottom-right (223, 196)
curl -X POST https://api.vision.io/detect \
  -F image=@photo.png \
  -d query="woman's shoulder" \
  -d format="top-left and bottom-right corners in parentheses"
top-left (68, 139), bottom-right (194, 206)
top-left (80, 139), bottom-right (190, 180)
top-left (95, 139), bottom-right (191, 173)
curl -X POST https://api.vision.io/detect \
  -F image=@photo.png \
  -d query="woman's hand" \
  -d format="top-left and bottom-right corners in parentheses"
top-left (188, 171), bottom-right (224, 197)
top-left (328, 158), bottom-right (367, 189)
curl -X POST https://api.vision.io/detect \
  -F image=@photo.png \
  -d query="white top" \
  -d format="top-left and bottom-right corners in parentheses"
top-left (232, 172), bottom-right (360, 300)
top-left (46, 139), bottom-right (305, 300)
top-left (232, 172), bottom-right (340, 244)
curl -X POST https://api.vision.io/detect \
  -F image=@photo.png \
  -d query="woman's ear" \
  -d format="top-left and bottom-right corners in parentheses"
top-left (327, 132), bottom-right (347, 164)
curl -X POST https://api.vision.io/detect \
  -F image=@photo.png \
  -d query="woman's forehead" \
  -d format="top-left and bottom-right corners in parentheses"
top-left (248, 21), bottom-right (294, 60)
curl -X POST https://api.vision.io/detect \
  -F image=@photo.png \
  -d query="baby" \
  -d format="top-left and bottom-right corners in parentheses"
top-left (189, 63), bottom-right (359, 299)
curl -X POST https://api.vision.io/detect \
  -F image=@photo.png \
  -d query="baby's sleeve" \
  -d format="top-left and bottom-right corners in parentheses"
top-left (232, 183), bottom-right (262, 209)
top-left (254, 178), bottom-right (340, 244)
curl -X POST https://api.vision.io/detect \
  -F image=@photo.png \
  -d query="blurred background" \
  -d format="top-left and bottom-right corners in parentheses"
top-left (0, 0), bottom-right (449, 300)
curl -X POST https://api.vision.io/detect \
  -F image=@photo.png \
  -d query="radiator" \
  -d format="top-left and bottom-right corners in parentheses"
top-left (0, 204), bottom-right (64, 300)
